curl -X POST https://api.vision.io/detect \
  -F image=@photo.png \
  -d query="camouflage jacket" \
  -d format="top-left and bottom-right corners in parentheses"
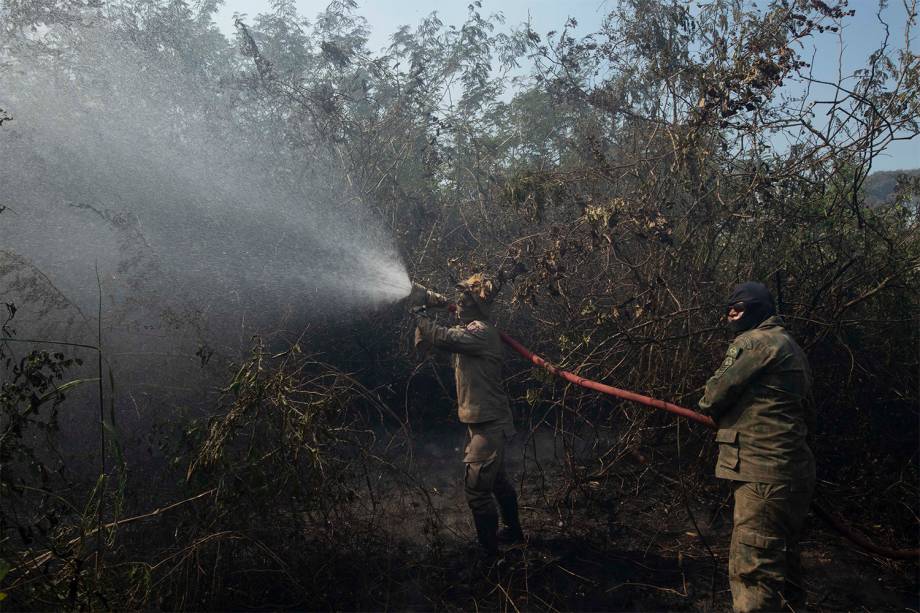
top-left (415, 317), bottom-right (512, 424)
top-left (698, 316), bottom-right (816, 483)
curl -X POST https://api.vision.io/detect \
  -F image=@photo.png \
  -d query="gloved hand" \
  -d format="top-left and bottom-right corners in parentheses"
top-left (426, 289), bottom-right (449, 309)
top-left (407, 282), bottom-right (449, 310)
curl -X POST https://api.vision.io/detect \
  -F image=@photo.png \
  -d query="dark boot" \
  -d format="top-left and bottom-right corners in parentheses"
top-left (496, 493), bottom-right (525, 544)
top-left (472, 512), bottom-right (499, 557)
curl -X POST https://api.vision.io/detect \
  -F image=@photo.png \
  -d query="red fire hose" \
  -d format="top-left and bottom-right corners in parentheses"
top-left (498, 332), bottom-right (716, 429)
top-left (497, 329), bottom-right (920, 561)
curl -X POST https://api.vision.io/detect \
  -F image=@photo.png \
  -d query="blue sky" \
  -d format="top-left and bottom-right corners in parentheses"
top-left (213, 1), bottom-right (918, 171)
top-left (215, 0), bottom-right (610, 54)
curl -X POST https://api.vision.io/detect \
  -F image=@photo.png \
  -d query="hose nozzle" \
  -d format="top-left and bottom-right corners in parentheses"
top-left (407, 282), bottom-right (449, 310)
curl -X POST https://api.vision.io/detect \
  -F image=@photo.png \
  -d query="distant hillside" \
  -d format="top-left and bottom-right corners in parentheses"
top-left (863, 168), bottom-right (920, 207)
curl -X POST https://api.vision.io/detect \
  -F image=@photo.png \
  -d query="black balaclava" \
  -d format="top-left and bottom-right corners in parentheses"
top-left (726, 281), bottom-right (776, 334)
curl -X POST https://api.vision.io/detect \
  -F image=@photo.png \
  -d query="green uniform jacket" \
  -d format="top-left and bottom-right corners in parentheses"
top-left (416, 317), bottom-right (512, 424)
top-left (698, 316), bottom-right (816, 483)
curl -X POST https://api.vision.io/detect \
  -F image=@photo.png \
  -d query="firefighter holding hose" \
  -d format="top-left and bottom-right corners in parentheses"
top-left (406, 274), bottom-right (524, 560)
top-left (698, 282), bottom-right (816, 613)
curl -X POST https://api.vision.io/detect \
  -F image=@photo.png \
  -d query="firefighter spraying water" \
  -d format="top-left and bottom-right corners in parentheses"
top-left (405, 275), bottom-right (525, 561)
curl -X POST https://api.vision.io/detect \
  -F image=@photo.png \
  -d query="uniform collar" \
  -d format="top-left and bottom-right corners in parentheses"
top-left (755, 315), bottom-right (785, 330)
top-left (734, 315), bottom-right (785, 339)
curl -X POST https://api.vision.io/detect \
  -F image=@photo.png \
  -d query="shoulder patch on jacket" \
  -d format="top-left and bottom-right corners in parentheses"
top-left (714, 345), bottom-right (742, 378)
top-left (735, 336), bottom-right (755, 350)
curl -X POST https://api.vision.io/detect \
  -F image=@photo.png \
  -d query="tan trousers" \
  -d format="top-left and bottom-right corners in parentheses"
top-left (463, 419), bottom-right (515, 515)
top-left (729, 479), bottom-right (814, 612)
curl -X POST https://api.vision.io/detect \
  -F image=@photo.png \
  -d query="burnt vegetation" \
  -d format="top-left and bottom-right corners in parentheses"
top-left (1, 0), bottom-right (918, 610)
